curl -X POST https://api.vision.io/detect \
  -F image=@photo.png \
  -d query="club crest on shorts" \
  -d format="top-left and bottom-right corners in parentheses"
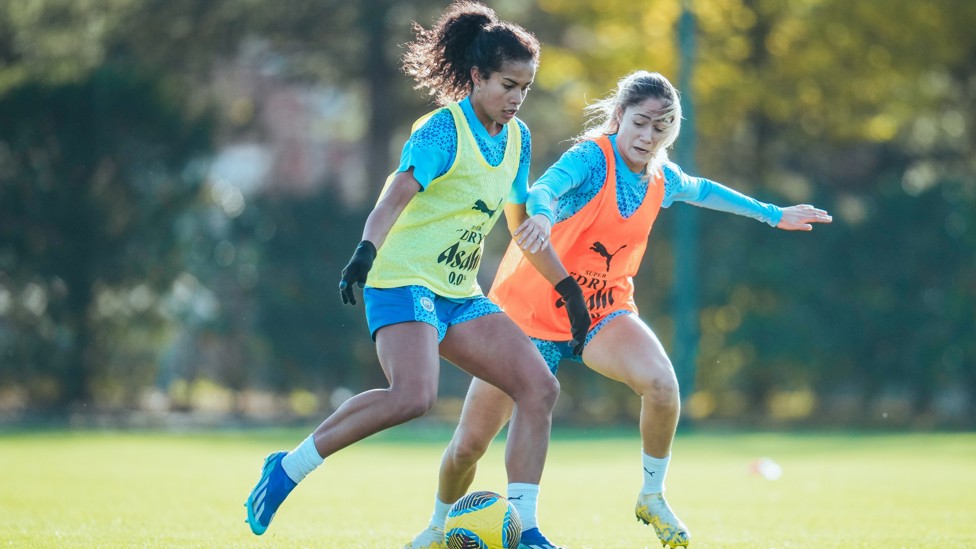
top-left (420, 296), bottom-right (435, 312)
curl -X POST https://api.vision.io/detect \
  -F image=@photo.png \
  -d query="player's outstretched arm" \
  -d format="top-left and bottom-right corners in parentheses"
top-left (775, 204), bottom-right (833, 231)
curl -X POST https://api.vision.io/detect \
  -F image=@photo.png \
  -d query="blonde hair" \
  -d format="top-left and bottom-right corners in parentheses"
top-left (579, 71), bottom-right (682, 175)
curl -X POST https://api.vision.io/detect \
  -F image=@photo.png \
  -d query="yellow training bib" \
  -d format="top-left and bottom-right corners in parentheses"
top-left (367, 102), bottom-right (521, 298)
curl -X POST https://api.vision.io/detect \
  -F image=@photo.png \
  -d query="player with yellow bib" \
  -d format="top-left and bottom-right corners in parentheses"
top-left (244, 4), bottom-right (588, 548)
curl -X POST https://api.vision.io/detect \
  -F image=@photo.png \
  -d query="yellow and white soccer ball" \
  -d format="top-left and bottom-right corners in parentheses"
top-left (445, 490), bottom-right (522, 549)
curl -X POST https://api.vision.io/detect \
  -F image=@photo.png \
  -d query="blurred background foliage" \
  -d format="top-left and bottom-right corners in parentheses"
top-left (0, 0), bottom-right (972, 429)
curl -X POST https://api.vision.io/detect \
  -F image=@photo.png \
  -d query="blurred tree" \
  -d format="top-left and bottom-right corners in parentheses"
top-left (104, 0), bottom-right (444, 196)
top-left (0, 64), bottom-right (213, 410)
top-left (528, 0), bottom-right (976, 425)
top-left (0, 0), bottom-right (446, 407)
top-left (686, 0), bottom-right (976, 421)
top-left (0, 0), bottom-right (129, 93)
top-left (1, 0), bottom-right (974, 426)
top-left (234, 191), bottom-right (384, 393)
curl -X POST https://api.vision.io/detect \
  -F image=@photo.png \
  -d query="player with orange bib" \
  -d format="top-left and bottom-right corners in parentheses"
top-left (406, 70), bottom-right (831, 548)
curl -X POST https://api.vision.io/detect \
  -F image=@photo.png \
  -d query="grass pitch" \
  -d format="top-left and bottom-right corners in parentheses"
top-left (0, 426), bottom-right (973, 548)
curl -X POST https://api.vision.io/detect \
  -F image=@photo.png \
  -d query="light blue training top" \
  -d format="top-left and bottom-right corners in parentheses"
top-left (395, 96), bottom-right (532, 205)
top-left (526, 134), bottom-right (783, 226)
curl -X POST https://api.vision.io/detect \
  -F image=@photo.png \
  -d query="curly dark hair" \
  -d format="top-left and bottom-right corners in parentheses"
top-left (401, 1), bottom-right (540, 106)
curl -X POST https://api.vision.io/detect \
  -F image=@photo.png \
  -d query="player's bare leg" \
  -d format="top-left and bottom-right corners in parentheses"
top-left (405, 379), bottom-right (513, 549)
top-left (312, 321), bottom-right (442, 456)
top-left (440, 312), bottom-right (558, 487)
top-left (440, 313), bottom-right (563, 549)
top-left (441, 379), bottom-right (515, 503)
top-left (248, 321), bottom-right (441, 536)
top-left (583, 314), bottom-right (690, 547)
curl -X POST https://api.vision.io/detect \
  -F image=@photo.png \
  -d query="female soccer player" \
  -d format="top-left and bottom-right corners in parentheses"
top-left (244, 2), bottom-right (589, 542)
top-left (406, 70), bottom-right (832, 549)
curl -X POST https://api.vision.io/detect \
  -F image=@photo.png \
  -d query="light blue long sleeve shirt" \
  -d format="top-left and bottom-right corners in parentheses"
top-left (527, 135), bottom-right (782, 226)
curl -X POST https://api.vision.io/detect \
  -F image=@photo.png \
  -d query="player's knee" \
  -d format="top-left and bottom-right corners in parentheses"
top-left (393, 389), bottom-right (437, 420)
top-left (448, 433), bottom-right (491, 465)
top-left (633, 364), bottom-right (679, 407)
top-left (545, 374), bottom-right (560, 404)
top-left (529, 372), bottom-right (560, 409)
top-left (402, 398), bottom-right (435, 420)
top-left (645, 371), bottom-right (679, 408)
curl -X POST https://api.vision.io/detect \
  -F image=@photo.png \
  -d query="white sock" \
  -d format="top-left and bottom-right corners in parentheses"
top-left (508, 482), bottom-right (540, 530)
top-left (641, 451), bottom-right (670, 495)
top-left (281, 435), bottom-right (324, 484)
top-left (429, 496), bottom-right (453, 530)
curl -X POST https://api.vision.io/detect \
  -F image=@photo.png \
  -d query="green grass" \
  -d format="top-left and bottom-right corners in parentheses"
top-left (1, 426), bottom-right (974, 548)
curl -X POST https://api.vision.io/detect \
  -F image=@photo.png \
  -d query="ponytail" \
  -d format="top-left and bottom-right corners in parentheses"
top-left (402, 1), bottom-right (540, 105)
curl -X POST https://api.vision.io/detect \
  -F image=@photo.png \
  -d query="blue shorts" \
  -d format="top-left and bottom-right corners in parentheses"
top-left (363, 285), bottom-right (502, 342)
top-left (530, 309), bottom-right (632, 374)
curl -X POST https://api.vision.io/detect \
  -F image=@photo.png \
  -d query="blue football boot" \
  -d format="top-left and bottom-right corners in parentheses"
top-left (245, 451), bottom-right (297, 535)
top-left (518, 527), bottom-right (563, 549)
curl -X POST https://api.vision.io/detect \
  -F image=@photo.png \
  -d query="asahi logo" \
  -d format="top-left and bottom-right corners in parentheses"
top-left (435, 199), bottom-right (498, 288)
top-left (437, 225), bottom-right (487, 286)
top-left (590, 241), bottom-right (626, 271)
top-left (437, 242), bottom-right (482, 271)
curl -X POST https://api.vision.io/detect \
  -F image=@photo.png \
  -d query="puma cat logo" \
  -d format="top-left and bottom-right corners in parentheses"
top-left (472, 199), bottom-right (498, 218)
top-left (591, 241), bottom-right (627, 271)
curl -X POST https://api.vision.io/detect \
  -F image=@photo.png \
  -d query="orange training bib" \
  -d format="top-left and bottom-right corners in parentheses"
top-left (489, 135), bottom-right (664, 340)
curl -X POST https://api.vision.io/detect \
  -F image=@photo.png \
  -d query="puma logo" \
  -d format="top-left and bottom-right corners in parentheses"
top-left (591, 241), bottom-right (626, 271)
top-left (472, 199), bottom-right (498, 218)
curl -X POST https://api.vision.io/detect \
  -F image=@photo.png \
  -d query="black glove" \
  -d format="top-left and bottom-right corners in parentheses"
top-left (555, 275), bottom-right (590, 356)
top-left (339, 240), bottom-right (376, 305)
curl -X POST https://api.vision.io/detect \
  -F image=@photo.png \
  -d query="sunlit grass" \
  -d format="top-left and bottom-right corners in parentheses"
top-left (0, 427), bottom-right (973, 548)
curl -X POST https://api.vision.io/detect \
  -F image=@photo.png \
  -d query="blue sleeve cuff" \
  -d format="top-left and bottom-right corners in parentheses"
top-left (766, 205), bottom-right (783, 227)
top-left (526, 186), bottom-right (556, 225)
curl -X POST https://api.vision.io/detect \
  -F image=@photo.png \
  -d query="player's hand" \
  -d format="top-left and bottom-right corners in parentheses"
top-left (776, 204), bottom-right (832, 231)
top-left (514, 214), bottom-right (552, 254)
top-left (339, 240), bottom-right (376, 305)
top-left (555, 276), bottom-right (590, 356)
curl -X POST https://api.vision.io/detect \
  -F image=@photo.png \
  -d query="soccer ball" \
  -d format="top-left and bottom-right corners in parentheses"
top-left (445, 490), bottom-right (522, 549)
